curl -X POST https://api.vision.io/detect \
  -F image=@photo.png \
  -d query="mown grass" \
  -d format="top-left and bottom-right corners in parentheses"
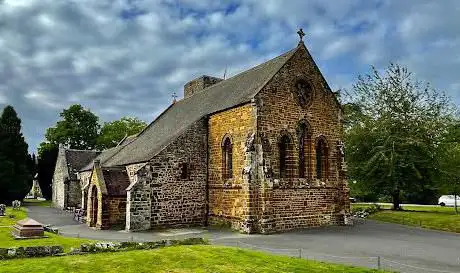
top-left (0, 208), bottom-right (27, 226)
top-left (0, 227), bottom-right (93, 251)
top-left (0, 245), bottom-right (390, 273)
top-left (23, 199), bottom-right (52, 207)
top-left (352, 203), bottom-right (460, 233)
top-left (368, 211), bottom-right (460, 233)
top-left (0, 206), bottom-right (92, 251)
top-left (352, 203), bottom-right (457, 214)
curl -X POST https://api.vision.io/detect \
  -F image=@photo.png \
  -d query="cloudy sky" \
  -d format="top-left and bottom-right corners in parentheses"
top-left (0, 0), bottom-right (459, 153)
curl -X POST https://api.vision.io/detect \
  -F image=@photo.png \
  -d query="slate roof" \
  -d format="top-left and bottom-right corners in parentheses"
top-left (101, 168), bottom-right (130, 196)
top-left (79, 145), bottom-right (127, 172)
top-left (65, 149), bottom-right (100, 178)
top-left (98, 47), bottom-right (298, 167)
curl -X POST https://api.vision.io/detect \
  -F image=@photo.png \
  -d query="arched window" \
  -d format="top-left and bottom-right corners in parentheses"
top-left (279, 134), bottom-right (294, 178)
top-left (316, 137), bottom-right (329, 180)
top-left (297, 121), bottom-right (312, 179)
top-left (222, 137), bottom-right (233, 180)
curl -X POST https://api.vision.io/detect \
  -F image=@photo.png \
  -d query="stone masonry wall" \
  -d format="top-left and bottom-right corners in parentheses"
top-left (184, 75), bottom-right (223, 98)
top-left (126, 163), bottom-right (147, 183)
top-left (208, 103), bottom-right (256, 231)
top-left (254, 44), bottom-right (349, 233)
top-left (52, 147), bottom-right (68, 209)
top-left (67, 180), bottom-right (82, 208)
top-left (126, 165), bottom-right (152, 231)
top-left (107, 196), bottom-right (126, 228)
top-left (149, 119), bottom-right (208, 228)
top-left (126, 119), bottom-right (208, 231)
top-left (270, 188), bottom-right (343, 231)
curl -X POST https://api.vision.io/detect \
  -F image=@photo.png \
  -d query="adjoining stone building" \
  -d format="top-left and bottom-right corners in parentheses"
top-left (86, 160), bottom-right (130, 229)
top-left (53, 36), bottom-right (350, 233)
top-left (52, 145), bottom-right (100, 209)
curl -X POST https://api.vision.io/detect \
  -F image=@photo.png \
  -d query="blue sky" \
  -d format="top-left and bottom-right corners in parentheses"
top-left (0, 0), bottom-right (459, 153)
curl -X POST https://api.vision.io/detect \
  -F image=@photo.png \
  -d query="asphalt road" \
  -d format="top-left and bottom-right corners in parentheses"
top-left (27, 206), bottom-right (460, 273)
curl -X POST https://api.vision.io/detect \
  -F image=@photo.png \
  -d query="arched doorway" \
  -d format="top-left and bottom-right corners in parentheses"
top-left (90, 186), bottom-right (98, 227)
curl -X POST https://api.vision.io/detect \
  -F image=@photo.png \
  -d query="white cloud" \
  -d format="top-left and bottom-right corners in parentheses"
top-left (0, 0), bottom-right (458, 152)
top-left (0, 91), bottom-right (6, 104)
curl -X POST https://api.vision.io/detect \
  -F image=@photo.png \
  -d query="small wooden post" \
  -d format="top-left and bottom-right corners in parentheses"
top-left (377, 256), bottom-right (381, 270)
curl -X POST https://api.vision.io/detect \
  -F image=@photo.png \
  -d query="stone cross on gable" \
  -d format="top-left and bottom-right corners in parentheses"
top-left (172, 92), bottom-right (178, 103)
top-left (297, 28), bottom-right (305, 42)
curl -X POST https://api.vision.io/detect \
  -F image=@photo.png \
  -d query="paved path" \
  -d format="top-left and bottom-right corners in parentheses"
top-left (27, 206), bottom-right (460, 273)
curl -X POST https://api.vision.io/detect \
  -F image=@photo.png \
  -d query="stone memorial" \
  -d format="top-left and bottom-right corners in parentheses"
top-left (0, 204), bottom-right (5, 216)
top-left (12, 218), bottom-right (46, 239)
top-left (12, 200), bottom-right (21, 210)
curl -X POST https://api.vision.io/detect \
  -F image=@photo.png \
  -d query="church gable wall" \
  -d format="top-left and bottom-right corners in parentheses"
top-left (207, 103), bottom-right (257, 231)
top-left (254, 45), bottom-right (349, 232)
top-left (126, 119), bottom-right (208, 230)
top-left (52, 147), bottom-right (69, 209)
top-left (149, 119), bottom-right (207, 227)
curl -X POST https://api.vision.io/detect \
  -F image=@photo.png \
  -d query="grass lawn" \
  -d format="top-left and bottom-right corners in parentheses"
top-left (0, 208), bottom-right (27, 226)
top-left (0, 205), bottom-right (92, 251)
top-left (0, 227), bottom-right (93, 251)
top-left (0, 245), bottom-right (389, 273)
top-left (368, 211), bottom-right (460, 233)
top-left (352, 203), bottom-right (460, 233)
top-left (23, 199), bottom-right (52, 207)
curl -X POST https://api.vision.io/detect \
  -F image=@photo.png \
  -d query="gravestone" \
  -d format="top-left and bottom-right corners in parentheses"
top-left (12, 218), bottom-right (46, 239)
top-left (12, 200), bottom-right (21, 210)
top-left (0, 204), bottom-right (5, 216)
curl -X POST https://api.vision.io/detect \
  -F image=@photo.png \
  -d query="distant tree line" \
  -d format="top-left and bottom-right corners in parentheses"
top-left (37, 104), bottom-right (147, 199)
top-left (343, 63), bottom-right (459, 213)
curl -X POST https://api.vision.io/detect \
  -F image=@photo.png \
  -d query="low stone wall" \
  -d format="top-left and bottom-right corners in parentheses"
top-left (72, 237), bottom-right (207, 254)
top-left (0, 238), bottom-right (206, 260)
top-left (0, 246), bottom-right (64, 260)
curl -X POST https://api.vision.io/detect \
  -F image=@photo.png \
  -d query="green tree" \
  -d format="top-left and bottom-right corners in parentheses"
top-left (37, 104), bottom-right (99, 199)
top-left (437, 122), bottom-right (460, 214)
top-left (41, 104), bottom-right (100, 151)
top-left (0, 105), bottom-right (32, 203)
top-left (37, 146), bottom-right (57, 200)
top-left (345, 64), bottom-right (453, 210)
top-left (96, 117), bottom-right (146, 149)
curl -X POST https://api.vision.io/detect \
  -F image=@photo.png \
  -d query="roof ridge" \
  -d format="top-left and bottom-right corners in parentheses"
top-left (65, 148), bottom-right (100, 153)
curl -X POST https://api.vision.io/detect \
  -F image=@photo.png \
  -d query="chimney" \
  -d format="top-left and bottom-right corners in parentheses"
top-left (184, 75), bottom-right (223, 98)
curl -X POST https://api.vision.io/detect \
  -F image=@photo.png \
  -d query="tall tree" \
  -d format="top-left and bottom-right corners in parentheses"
top-left (42, 104), bottom-right (100, 150)
top-left (37, 104), bottom-right (99, 199)
top-left (96, 117), bottom-right (146, 149)
top-left (0, 106), bottom-right (32, 203)
top-left (37, 145), bottom-right (57, 200)
top-left (345, 64), bottom-right (453, 209)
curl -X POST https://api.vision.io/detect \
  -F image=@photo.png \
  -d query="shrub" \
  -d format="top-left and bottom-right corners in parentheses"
top-left (352, 204), bottom-right (381, 218)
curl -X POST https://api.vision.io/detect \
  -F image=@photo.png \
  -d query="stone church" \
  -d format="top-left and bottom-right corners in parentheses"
top-left (52, 34), bottom-right (350, 233)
